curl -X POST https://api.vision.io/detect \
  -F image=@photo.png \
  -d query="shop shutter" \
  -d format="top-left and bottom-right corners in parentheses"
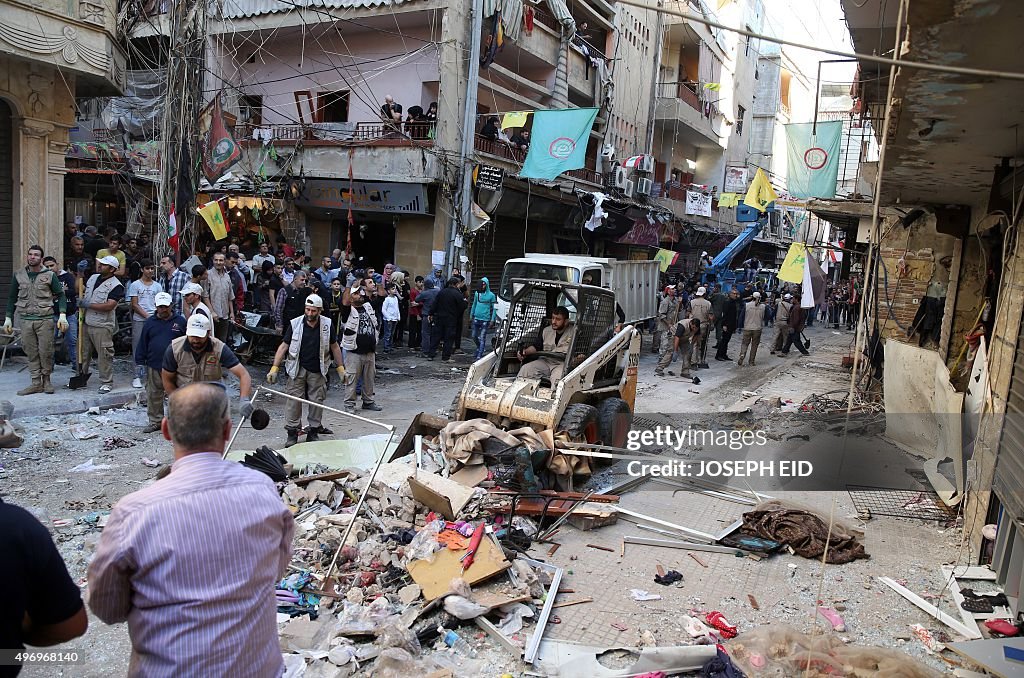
top-left (996, 324), bottom-right (1024, 518)
top-left (0, 100), bottom-right (13, 309)
top-left (472, 219), bottom-right (526, 287)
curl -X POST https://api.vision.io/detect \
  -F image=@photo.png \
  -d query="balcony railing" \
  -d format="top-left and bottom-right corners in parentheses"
top-left (473, 134), bottom-right (602, 184)
top-left (234, 121), bottom-right (436, 145)
top-left (677, 81), bottom-right (701, 111)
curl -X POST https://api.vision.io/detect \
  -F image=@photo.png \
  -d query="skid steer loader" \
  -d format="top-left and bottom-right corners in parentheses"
top-left (450, 279), bottom-right (641, 447)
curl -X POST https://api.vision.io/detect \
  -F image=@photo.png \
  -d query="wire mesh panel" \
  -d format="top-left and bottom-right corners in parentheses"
top-left (847, 485), bottom-right (959, 522)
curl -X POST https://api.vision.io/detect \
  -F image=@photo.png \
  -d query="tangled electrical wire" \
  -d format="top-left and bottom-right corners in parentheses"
top-left (799, 389), bottom-right (883, 414)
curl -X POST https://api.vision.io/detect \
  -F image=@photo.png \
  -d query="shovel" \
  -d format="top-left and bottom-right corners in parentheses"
top-left (68, 309), bottom-right (90, 390)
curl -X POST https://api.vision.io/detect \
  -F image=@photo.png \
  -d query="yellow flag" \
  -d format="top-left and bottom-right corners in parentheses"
top-left (653, 248), bottom-right (680, 273)
top-left (198, 200), bottom-right (228, 240)
top-left (743, 168), bottom-right (778, 212)
top-left (778, 242), bottom-right (808, 283)
top-left (717, 192), bottom-right (739, 208)
top-left (501, 111), bottom-right (530, 130)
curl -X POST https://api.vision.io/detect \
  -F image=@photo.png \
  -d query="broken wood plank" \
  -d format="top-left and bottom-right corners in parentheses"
top-left (551, 597), bottom-right (593, 609)
top-left (748, 594), bottom-right (760, 610)
top-left (293, 470), bottom-right (353, 486)
top-left (475, 616), bottom-right (523, 657)
top-left (689, 553), bottom-right (709, 568)
top-left (877, 577), bottom-right (982, 639)
top-left (624, 535), bottom-right (738, 554)
top-left (656, 564), bottom-right (667, 577)
top-left (547, 543), bottom-right (560, 556)
top-left (586, 543), bottom-right (614, 552)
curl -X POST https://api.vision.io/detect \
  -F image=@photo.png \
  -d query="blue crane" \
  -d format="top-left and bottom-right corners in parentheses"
top-left (700, 217), bottom-right (767, 292)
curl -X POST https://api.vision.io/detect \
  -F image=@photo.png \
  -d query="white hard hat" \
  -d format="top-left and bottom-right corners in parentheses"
top-left (305, 294), bottom-right (323, 309)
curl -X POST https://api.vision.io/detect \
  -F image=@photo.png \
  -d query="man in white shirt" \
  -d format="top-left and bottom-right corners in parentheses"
top-left (128, 259), bottom-right (163, 389)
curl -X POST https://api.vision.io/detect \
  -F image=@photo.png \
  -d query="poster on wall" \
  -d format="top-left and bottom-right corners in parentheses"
top-left (685, 191), bottom-right (713, 217)
top-left (431, 250), bottom-right (446, 268)
top-left (724, 166), bottom-right (748, 192)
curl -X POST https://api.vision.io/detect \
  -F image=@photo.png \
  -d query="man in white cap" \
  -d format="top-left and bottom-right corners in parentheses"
top-left (79, 255), bottom-right (125, 393)
top-left (3, 245), bottom-right (68, 395)
top-left (688, 286), bottom-right (713, 369)
top-left (179, 282), bottom-right (212, 334)
top-left (770, 292), bottom-right (794, 355)
top-left (737, 291), bottom-right (765, 367)
top-left (267, 294), bottom-right (344, 447)
top-left (135, 292), bottom-right (187, 432)
top-left (162, 314), bottom-right (252, 407)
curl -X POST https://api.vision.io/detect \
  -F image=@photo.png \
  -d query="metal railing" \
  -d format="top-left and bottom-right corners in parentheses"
top-left (234, 121), bottom-right (435, 144)
top-left (473, 134), bottom-right (603, 185)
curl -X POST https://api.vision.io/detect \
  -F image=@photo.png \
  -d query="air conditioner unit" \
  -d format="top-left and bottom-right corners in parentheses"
top-left (601, 143), bottom-right (616, 161)
top-left (622, 179), bottom-right (635, 198)
top-left (613, 166), bottom-right (631, 189)
top-left (635, 177), bottom-right (653, 195)
top-left (637, 156), bottom-right (655, 174)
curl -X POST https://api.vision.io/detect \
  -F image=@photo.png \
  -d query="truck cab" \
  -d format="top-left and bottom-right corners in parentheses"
top-left (496, 254), bottom-right (658, 326)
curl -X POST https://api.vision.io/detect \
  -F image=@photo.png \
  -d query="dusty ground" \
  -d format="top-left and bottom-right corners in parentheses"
top-left (2, 324), bottom-right (971, 676)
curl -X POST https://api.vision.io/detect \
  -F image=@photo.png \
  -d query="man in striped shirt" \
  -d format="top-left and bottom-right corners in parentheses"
top-left (87, 382), bottom-right (294, 677)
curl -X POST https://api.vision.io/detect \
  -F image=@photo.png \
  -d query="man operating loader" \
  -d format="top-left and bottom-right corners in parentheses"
top-left (516, 306), bottom-right (576, 383)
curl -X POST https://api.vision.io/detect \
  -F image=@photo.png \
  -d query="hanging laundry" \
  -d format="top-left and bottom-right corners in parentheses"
top-left (481, 12), bottom-right (505, 68)
top-left (585, 192), bottom-right (607, 231)
top-left (523, 5), bottom-right (534, 34)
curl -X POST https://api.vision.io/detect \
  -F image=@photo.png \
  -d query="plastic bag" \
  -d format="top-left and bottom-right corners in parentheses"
top-left (443, 595), bottom-right (488, 620)
top-left (496, 602), bottom-right (534, 635)
top-left (404, 519), bottom-right (444, 564)
top-left (375, 622), bottom-right (421, 654)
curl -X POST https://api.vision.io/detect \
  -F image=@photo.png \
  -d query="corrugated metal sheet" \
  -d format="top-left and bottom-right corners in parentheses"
top-left (222, 0), bottom-right (415, 19)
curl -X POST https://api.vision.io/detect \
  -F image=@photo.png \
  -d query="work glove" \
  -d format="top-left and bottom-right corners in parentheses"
top-left (57, 313), bottom-right (69, 333)
top-left (1, 318), bottom-right (11, 335)
top-left (267, 366), bottom-right (279, 384)
top-left (240, 401), bottom-right (254, 419)
top-left (336, 365), bottom-right (346, 379)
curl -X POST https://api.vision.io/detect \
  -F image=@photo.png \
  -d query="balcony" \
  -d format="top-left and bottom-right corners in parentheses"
top-left (676, 81), bottom-right (702, 111)
top-left (473, 134), bottom-right (603, 185)
top-left (235, 121), bottom-right (436, 146)
top-left (0, 0), bottom-right (126, 94)
top-left (234, 121), bottom-right (441, 184)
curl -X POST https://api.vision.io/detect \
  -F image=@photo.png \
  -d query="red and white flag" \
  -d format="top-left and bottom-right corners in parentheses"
top-left (167, 204), bottom-right (179, 254)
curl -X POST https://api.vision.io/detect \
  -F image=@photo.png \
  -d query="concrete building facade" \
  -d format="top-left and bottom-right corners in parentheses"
top-left (0, 0), bottom-right (124, 304)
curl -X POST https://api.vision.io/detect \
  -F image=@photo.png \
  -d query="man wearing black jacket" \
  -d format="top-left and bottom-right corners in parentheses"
top-left (430, 278), bottom-right (468, 363)
top-left (715, 288), bottom-right (741, 361)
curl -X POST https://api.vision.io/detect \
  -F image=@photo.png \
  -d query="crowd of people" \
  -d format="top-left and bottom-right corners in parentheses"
top-left (4, 225), bottom-right (504, 449)
top-left (379, 94), bottom-right (438, 139)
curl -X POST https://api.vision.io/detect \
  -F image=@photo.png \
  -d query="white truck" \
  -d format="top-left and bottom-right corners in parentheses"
top-left (495, 254), bottom-right (659, 325)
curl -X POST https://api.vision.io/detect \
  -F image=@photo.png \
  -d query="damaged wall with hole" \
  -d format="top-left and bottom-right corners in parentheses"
top-left (872, 213), bottom-right (957, 344)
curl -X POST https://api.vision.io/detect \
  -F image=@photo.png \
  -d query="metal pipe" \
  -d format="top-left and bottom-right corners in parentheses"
top-left (221, 390), bottom-right (259, 460)
top-left (258, 386), bottom-right (393, 431)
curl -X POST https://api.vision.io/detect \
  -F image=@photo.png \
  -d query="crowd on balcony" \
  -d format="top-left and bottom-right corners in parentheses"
top-left (380, 95), bottom-right (437, 140)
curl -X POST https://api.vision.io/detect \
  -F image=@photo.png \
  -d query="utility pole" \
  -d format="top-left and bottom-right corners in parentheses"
top-left (645, 1), bottom-right (665, 155)
top-left (158, 0), bottom-right (207, 256)
top-left (449, 0), bottom-right (484, 277)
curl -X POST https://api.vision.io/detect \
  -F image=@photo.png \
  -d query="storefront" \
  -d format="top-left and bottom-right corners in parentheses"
top-left (294, 179), bottom-right (435, 271)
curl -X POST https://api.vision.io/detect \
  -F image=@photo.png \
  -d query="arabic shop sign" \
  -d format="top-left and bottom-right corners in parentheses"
top-left (296, 180), bottom-right (431, 214)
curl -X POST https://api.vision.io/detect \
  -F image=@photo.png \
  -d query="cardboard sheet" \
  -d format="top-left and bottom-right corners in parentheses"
top-left (407, 535), bottom-right (510, 600)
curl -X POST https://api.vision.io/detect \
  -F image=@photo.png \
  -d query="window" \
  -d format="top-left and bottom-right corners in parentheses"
top-left (317, 91), bottom-right (349, 123)
top-left (238, 95), bottom-right (263, 126)
top-left (736, 105), bottom-right (745, 136)
top-left (745, 25), bottom-right (753, 57)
